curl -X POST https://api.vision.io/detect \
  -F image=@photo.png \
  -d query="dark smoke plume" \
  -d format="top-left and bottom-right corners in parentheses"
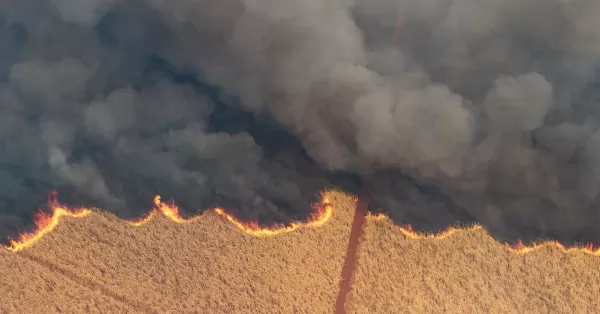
top-left (1, 0), bottom-right (600, 246)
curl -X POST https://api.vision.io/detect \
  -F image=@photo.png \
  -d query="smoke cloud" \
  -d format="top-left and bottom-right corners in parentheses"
top-left (1, 0), bottom-right (600, 245)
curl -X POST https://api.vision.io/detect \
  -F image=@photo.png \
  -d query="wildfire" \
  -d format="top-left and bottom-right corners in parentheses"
top-left (506, 239), bottom-right (600, 256)
top-left (127, 195), bottom-right (201, 226)
top-left (366, 213), bottom-right (482, 240)
top-left (213, 194), bottom-right (333, 236)
top-left (367, 213), bottom-right (600, 256)
top-left (8, 192), bottom-right (599, 257)
top-left (7, 192), bottom-right (92, 252)
top-left (4, 193), bottom-right (334, 252)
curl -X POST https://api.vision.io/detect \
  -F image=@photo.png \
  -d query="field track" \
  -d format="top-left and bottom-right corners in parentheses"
top-left (2, 191), bottom-right (600, 313)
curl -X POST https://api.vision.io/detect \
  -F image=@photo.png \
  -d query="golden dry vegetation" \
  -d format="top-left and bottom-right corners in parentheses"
top-left (0, 191), bottom-right (356, 314)
top-left (3, 191), bottom-right (600, 313)
top-left (348, 216), bottom-right (600, 314)
top-left (0, 249), bottom-right (136, 313)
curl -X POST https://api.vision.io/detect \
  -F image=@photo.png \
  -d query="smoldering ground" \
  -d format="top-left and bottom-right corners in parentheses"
top-left (1, 0), bottom-right (600, 246)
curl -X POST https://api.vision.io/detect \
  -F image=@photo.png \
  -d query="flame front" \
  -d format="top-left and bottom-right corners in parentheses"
top-left (367, 213), bottom-right (483, 240)
top-left (213, 194), bottom-right (333, 236)
top-left (367, 213), bottom-right (600, 256)
top-left (506, 239), bottom-right (600, 256)
top-left (5, 193), bottom-right (333, 252)
top-left (7, 193), bottom-right (92, 252)
top-left (7, 194), bottom-right (600, 256)
top-left (128, 195), bottom-right (200, 226)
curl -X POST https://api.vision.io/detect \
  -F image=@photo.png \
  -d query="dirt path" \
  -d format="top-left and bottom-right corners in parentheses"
top-left (18, 252), bottom-right (157, 313)
top-left (334, 192), bottom-right (368, 314)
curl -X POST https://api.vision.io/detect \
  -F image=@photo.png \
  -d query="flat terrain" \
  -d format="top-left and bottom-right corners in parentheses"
top-left (2, 191), bottom-right (600, 313)
top-left (0, 249), bottom-right (135, 313)
top-left (0, 191), bottom-right (356, 314)
top-left (348, 216), bottom-right (600, 313)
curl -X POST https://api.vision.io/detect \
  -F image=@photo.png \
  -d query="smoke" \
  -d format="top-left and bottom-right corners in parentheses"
top-left (1, 0), bottom-right (600, 245)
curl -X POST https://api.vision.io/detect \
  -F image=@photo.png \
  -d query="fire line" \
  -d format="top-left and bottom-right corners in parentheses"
top-left (367, 213), bottom-right (600, 256)
top-left (5, 192), bottom-right (333, 252)
top-left (4, 191), bottom-right (600, 257)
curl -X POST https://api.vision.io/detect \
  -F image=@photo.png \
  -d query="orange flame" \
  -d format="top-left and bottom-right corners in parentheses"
top-left (506, 239), bottom-right (600, 256)
top-left (7, 192), bottom-right (92, 252)
top-left (214, 194), bottom-right (333, 236)
top-left (9, 193), bottom-right (600, 257)
top-left (127, 195), bottom-right (201, 226)
top-left (5, 193), bottom-right (333, 252)
top-left (367, 213), bottom-right (600, 256)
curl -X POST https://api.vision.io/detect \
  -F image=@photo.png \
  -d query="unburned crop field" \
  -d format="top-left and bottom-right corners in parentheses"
top-left (348, 216), bottom-right (600, 313)
top-left (0, 191), bottom-right (356, 313)
top-left (2, 191), bottom-right (600, 313)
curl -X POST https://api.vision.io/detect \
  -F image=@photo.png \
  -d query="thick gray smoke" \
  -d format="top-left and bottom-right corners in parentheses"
top-left (1, 0), bottom-right (600, 245)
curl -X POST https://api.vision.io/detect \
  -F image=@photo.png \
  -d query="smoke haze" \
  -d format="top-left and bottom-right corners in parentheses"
top-left (1, 0), bottom-right (600, 245)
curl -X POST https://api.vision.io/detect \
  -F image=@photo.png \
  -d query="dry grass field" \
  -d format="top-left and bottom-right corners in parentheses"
top-left (348, 216), bottom-right (600, 314)
top-left (0, 249), bottom-right (136, 313)
top-left (0, 191), bottom-right (356, 313)
top-left (2, 190), bottom-right (600, 313)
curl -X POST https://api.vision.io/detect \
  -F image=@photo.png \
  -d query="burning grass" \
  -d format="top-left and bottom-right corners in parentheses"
top-left (1, 190), bottom-right (356, 313)
top-left (7, 193), bottom-right (334, 252)
top-left (348, 214), bottom-right (600, 313)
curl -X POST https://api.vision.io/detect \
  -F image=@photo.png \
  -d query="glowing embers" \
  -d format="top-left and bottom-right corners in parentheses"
top-left (506, 239), bottom-right (600, 256)
top-left (214, 194), bottom-right (333, 236)
top-left (5, 192), bottom-right (334, 252)
top-left (7, 192), bottom-right (92, 252)
top-left (367, 213), bottom-right (600, 256)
